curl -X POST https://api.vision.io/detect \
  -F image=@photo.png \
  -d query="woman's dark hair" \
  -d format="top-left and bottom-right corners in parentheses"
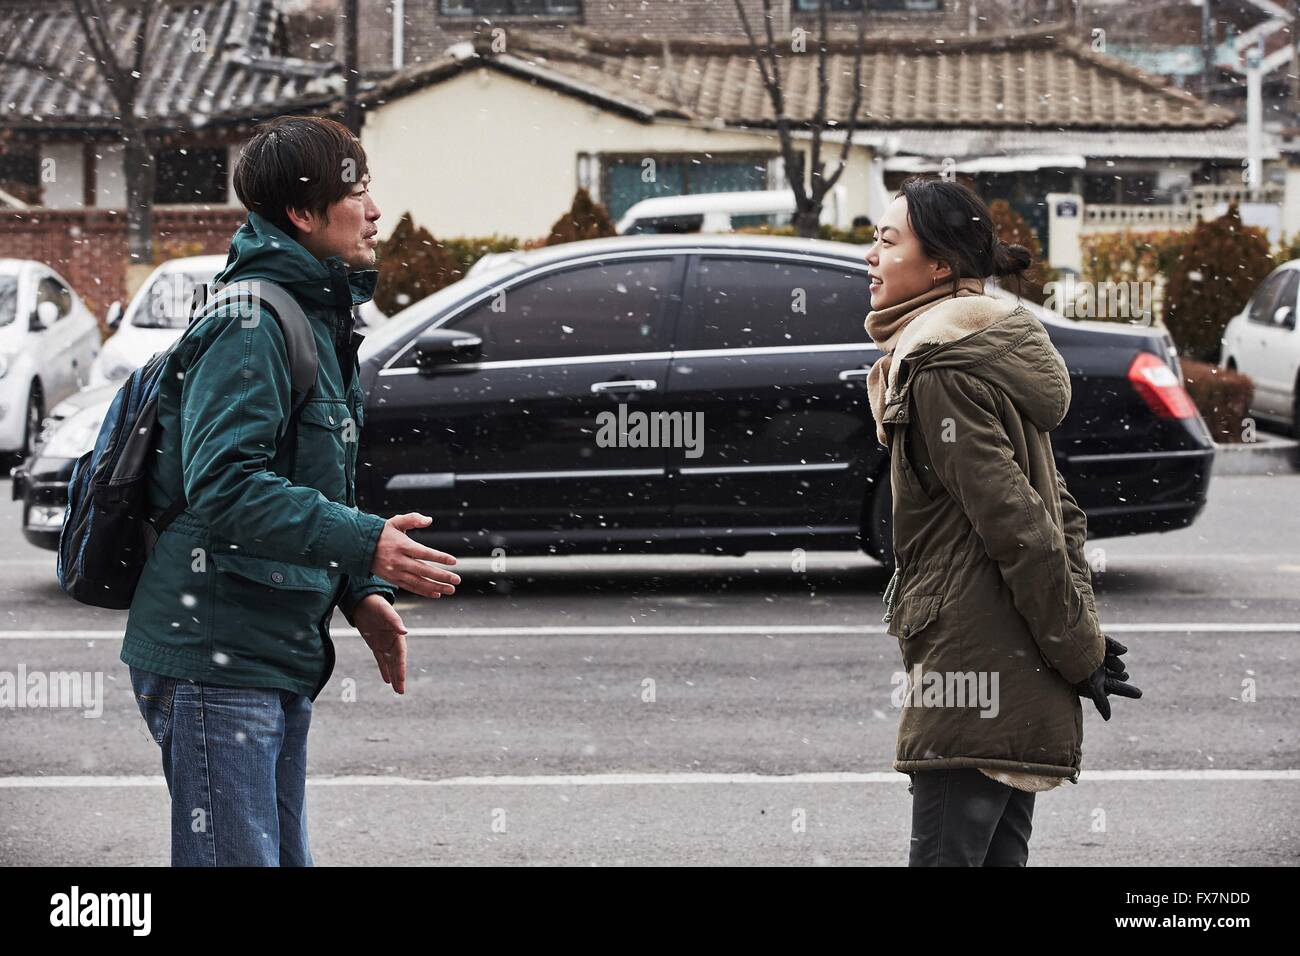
top-left (898, 176), bottom-right (1032, 294)
top-left (232, 115), bottom-right (369, 239)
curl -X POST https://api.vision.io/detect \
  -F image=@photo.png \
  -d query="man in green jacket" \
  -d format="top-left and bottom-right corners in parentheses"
top-left (122, 116), bottom-right (461, 866)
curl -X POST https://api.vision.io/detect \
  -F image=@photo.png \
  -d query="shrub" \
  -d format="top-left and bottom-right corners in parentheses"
top-left (544, 188), bottom-right (616, 246)
top-left (1164, 205), bottom-right (1274, 361)
top-left (372, 212), bottom-right (463, 316)
top-left (1181, 358), bottom-right (1255, 443)
top-left (1079, 229), bottom-right (1188, 325)
top-left (1274, 231), bottom-right (1300, 265)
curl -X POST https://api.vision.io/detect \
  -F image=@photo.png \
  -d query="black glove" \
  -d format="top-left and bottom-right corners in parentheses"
top-left (1103, 635), bottom-right (1129, 682)
top-left (1075, 652), bottom-right (1142, 721)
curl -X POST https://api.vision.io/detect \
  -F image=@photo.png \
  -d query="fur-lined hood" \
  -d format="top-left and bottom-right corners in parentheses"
top-left (880, 294), bottom-right (1072, 435)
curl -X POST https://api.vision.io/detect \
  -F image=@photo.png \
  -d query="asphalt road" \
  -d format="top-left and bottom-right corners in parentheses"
top-left (1, 473), bottom-right (1297, 866)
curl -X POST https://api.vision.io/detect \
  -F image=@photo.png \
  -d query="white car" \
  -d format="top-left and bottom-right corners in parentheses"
top-left (89, 254), bottom-right (390, 389)
top-left (88, 255), bottom-right (228, 389)
top-left (0, 259), bottom-right (101, 459)
top-left (1220, 260), bottom-right (1300, 429)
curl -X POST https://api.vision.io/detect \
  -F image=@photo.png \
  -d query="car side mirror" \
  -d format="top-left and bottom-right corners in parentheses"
top-left (1274, 305), bottom-right (1294, 328)
top-left (31, 300), bottom-right (58, 330)
top-left (106, 301), bottom-right (123, 330)
top-left (413, 328), bottom-right (483, 373)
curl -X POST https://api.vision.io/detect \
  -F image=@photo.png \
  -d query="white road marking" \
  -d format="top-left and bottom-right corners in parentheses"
top-left (0, 770), bottom-right (1296, 789)
top-left (2, 622), bottom-right (1300, 639)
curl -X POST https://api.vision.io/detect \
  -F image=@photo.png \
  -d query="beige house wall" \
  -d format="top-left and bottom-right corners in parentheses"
top-left (362, 68), bottom-right (878, 240)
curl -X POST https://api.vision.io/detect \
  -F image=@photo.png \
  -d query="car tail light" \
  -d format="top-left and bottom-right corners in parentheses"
top-left (1128, 352), bottom-right (1197, 419)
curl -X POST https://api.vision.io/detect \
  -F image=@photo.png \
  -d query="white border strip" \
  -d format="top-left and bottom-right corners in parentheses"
top-left (1, 770), bottom-right (1297, 789)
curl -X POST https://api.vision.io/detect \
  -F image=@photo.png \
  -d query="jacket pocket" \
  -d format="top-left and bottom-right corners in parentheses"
top-left (207, 552), bottom-right (337, 672)
top-left (887, 591), bottom-right (941, 640)
top-left (293, 400), bottom-right (352, 501)
top-left (210, 551), bottom-right (334, 593)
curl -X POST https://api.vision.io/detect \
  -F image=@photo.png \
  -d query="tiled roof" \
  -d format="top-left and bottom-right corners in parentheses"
top-left (0, 0), bottom-right (340, 132)
top-left (370, 25), bottom-right (1236, 132)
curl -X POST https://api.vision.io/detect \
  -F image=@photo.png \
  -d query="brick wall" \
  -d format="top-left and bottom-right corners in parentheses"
top-left (0, 206), bottom-right (245, 320)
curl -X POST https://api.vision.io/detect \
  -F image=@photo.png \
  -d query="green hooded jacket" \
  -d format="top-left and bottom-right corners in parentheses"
top-left (120, 211), bottom-right (396, 699)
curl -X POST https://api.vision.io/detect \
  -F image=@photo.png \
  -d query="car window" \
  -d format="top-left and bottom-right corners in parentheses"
top-left (0, 275), bottom-right (16, 328)
top-left (1270, 273), bottom-right (1299, 329)
top-left (37, 276), bottom-right (72, 320)
top-left (133, 271), bottom-right (207, 329)
top-left (441, 258), bottom-right (675, 362)
top-left (625, 215), bottom-right (704, 235)
top-left (687, 257), bottom-right (871, 349)
top-left (1248, 272), bottom-right (1292, 325)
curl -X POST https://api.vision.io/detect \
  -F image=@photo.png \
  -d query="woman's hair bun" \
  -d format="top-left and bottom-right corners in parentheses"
top-left (992, 240), bottom-right (1033, 277)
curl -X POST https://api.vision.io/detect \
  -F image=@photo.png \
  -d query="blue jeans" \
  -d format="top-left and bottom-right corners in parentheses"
top-left (129, 665), bottom-right (314, 867)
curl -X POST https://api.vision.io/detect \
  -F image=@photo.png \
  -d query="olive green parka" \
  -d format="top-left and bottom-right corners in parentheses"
top-left (879, 293), bottom-right (1106, 781)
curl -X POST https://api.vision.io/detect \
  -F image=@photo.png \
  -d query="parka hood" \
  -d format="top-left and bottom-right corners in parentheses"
top-left (889, 294), bottom-right (1071, 433)
top-left (213, 211), bottom-right (378, 312)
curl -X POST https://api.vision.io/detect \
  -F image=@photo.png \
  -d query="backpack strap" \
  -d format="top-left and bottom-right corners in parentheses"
top-left (147, 280), bottom-right (319, 543)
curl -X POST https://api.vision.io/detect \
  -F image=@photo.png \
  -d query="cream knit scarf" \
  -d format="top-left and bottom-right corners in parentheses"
top-left (864, 277), bottom-right (994, 445)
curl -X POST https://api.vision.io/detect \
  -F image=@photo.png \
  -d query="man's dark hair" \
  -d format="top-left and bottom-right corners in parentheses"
top-left (232, 115), bottom-right (368, 239)
top-left (898, 176), bottom-right (1032, 295)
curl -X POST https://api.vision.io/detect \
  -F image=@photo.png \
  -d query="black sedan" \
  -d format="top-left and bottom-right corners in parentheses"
top-left (16, 235), bottom-right (1214, 568)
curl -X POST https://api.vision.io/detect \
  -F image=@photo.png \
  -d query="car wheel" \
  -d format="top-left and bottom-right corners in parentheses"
top-left (862, 472), bottom-right (895, 574)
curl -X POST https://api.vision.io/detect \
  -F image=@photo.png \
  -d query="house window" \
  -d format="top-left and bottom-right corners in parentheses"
top-left (792, 0), bottom-right (942, 11)
top-left (153, 147), bottom-right (228, 204)
top-left (0, 148), bottom-right (40, 205)
top-left (439, 1), bottom-right (582, 15)
top-left (602, 154), bottom-right (771, 224)
top-left (1083, 172), bottom-right (1155, 206)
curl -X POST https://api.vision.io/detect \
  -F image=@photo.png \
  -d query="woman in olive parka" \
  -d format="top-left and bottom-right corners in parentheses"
top-left (862, 178), bottom-right (1141, 866)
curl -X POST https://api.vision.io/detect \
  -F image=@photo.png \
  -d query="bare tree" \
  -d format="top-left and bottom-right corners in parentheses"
top-left (0, 0), bottom-right (160, 265)
top-left (733, 0), bottom-right (867, 237)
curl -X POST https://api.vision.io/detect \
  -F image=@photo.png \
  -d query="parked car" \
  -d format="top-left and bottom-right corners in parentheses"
top-left (88, 255), bottom-right (227, 388)
top-left (88, 254), bottom-right (390, 390)
top-left (0, 259), bottom-right (101, 462)
top-left (614, 188), bottom-right (849, 235)
top-left (14, 235), bottom-right (1215, 565)
top-left (1220, 259), bottom-right (1300, 434)
top-left (12, 383), bottom-right (116, 545)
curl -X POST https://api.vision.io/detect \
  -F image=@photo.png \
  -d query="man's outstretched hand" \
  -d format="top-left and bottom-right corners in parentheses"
top-left (372, 513), bottom-right (461, 599)
top-left (353, 593), bottom-right (409, 694)
top-left (358, 513), bottom-right (460, 694)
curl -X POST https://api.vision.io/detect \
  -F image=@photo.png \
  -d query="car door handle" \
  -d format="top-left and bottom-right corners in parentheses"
top-left (837, 367), bottom-right (872, 382)
top-left (590, 379), bottom-right (658, 394)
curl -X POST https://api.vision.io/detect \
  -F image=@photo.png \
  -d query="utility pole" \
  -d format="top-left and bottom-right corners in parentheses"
top-left (343, 0), bottom-right (361, 134)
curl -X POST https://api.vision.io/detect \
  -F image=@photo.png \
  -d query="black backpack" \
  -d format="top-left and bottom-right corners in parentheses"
top-left (57, 281), bottom-right (319, 609)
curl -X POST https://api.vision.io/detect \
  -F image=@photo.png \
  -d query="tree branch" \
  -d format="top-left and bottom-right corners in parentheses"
top-left (734, 0), bottom-right (809, 208)
top-left (71, 0), bottom-right (128, 110)
top-left (819, 5), bottom-right (868, 197)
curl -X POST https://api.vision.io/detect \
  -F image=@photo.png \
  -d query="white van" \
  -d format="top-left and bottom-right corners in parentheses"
top-left (614, 187), bottom-right (850, 235)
